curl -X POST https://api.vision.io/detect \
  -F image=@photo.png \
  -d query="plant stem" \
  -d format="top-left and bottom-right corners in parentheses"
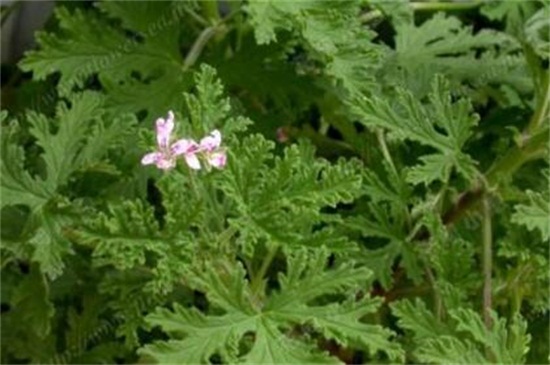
top-left (486, 130), bottom-right (548, 185)
top-left (183, 26), bottom-right (220, 70)
top-left (441, 111), bottom-right (548, 229)
top-left (250, 245), bottom-right (279, 296)
top-left (360, 1), bottom-right (482, 23)
top-left (482, 197), bottom-right (493, 330)
top-left (411, 1), bottom-right (483, 12)
top-left (526, 71), bottom-right (549, 134)
top-left (202, 0), bottom-right (220, 24)
top-left (376, 129), bottom-right (398, 177)
top-left (183, 5), bottom-right (240, 71)
top-left (183, 7), bottom-right (208, 27)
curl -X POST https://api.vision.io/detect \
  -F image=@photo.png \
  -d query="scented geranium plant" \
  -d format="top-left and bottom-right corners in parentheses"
top-left (1, 1), bottom-right (548, 364)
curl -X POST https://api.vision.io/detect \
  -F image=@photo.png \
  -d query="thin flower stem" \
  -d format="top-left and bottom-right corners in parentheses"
top-left (482, 197), bottom-right (493, 330)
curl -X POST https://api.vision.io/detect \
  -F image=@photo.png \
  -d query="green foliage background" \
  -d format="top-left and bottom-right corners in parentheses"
top-left (1, 0), bottom-right (548, 364)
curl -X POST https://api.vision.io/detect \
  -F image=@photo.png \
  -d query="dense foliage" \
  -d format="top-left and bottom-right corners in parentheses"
top-left (1, 0), bottom-right (548, 363)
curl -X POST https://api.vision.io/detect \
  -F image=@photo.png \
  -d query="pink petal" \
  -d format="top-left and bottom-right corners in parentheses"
top-left (156, 111), bottom-right (175, 148)
top-left (141, 152), bottom-right (161, 165)
top-left (155, 157), bottom-right (176, 170)
top-left (208, 151), bottom-right (227, 169)
top-left (184, 153), bottom-right (201, 170)
top-left (171, 138), bottom-right (199, 156)
top-left (199, 129), bottom-right (222, 152)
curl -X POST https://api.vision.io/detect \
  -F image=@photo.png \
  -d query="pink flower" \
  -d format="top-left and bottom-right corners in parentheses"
top-left (199, 130), bottom-right (227, 169)
top-left (141, 111), bottom-right (200, 170)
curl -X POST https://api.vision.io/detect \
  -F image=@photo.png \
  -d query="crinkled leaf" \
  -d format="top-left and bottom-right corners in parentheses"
top-left (353, 75), bottom-right (479, 185)
top-left (512, 190), bottom-right (550, 241)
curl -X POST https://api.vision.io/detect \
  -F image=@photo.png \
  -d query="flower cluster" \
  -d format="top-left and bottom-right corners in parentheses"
top-left (141, 111), bottom-right (226, 171)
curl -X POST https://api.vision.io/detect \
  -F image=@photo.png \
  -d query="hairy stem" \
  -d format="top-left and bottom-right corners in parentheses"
top-left (526, 71), bottom-right (549, 134)
top-left (183, 5), bottom-right (241, 70)
top-left (202, 0), bottom-right (220, 24)
top-left (411, 1), bottom-right (483, 12)
top-left (183, 26), bottom-right (220, 70)
top-left (482, 197), bottom-right (493, 330)
top-left (361, 1), bottom-right (482, 23)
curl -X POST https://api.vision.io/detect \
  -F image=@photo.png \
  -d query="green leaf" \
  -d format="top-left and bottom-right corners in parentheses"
top-left (512, 190), bottom-right (550, 241)
top-left (274, 299), bottom-right (403, 362)
top-left (243, 317), bottom-right (339, 364)
top-left (246, 0), bottom-right (309, 45)
top-left (267, 249), bottom-right (371, 310)
top-left (391, 298), bottom-right (451, 341)
top-left (49, 295), bottom-right (120, 364)
top-left (362, 163), bottom-right (409, 205)
top-left (29, 92), bottom-right (104, 189)
top-left (76, 200), bottom-right (169, 271)
top-left (353, 75), bottom-right (479, 185)
top-left (1, 266), bottom-right (56, 362)
top-left (246, 0), bottom-right (382, 95)
top-left (19, 4), bottom-right (189, 119)
top-left (221, 136), bottom-right (362, 252)
top-left (1, 122), bottom-right (53, 210)
top-left (184, 64), bottom-right (251, 137)
top-left (388, 12), bottom-right (530, 97)
top-left (29, 211), bottom-right (73, 279)
top-left (8, 266), bottom-right (54, 338)
top-left (139, 249), bottom-right (402, 363)
top-left (2, 93), bottom-right (135, 278)
top-left (418, 336), bottom-right (487, 364)
top-left (450, 309), bottom-right (531, 364)
top-left (524, 5), bottom-right (550, 59)
top-left (391, 299), bottom-right (531, 364)
top-left (141, 306), bottom-right (255, 364)
top-left (2, 92), bottom-right (133, 206)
